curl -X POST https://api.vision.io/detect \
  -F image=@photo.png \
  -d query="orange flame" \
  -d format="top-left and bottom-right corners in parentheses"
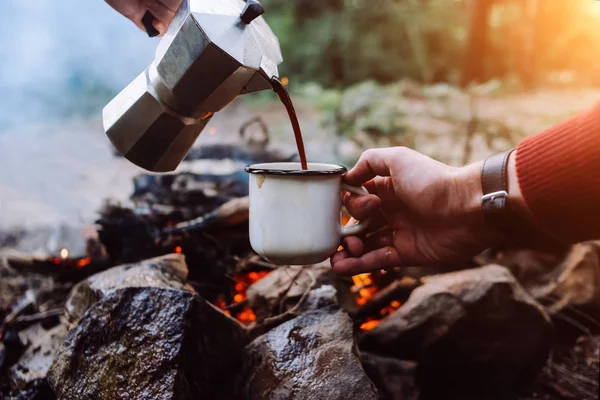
top-left (236, 308), bottom-right (257, 323)
top-left (360, 319), bottom-right (380, 330)
top-left (233, 293), bottom-right (245, 303)
top-left (214, 270), bottom-right (270, 325)
top-left (77, 257), bottom-right (92, 269)
top-left (352, 273), bottom-right (404, 330)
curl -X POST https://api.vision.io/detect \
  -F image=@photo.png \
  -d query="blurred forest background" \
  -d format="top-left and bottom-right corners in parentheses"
top-left (2, 0), bottom-right (600, 250)
top-left (268, 0), bottom-right (600, 88)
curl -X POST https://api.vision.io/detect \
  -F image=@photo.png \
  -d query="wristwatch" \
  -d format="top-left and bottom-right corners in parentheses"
top-left (480, 149), bottom-right (516, 229)
top-left (480, 149), bottom-right (567, 250)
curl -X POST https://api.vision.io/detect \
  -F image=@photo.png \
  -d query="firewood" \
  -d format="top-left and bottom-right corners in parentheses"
top-left (351, 277), bottom-right (421, 320)
top-left (14, 308), bottom-right (64, 328)
top-left (248, 269), bottom-right (316, 340)
top-left (164, 196), bottom-right (249, 234)
top-left (233, 254), bottom-right (277, 274)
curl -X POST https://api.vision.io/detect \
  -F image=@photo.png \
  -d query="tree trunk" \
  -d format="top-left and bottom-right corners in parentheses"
top-left (461, 0), bottom-right (494, 86)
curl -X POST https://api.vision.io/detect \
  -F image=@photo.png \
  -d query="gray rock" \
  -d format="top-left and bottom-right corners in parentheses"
top-left (242, 305), bottom-right (378, 400)
top-left (10, 323), bottom-right (67, 390)
top-left (532, 242), bottom-right (600, 315)
top-left (65, 253), bottom-right (193, 323)
top-left (360, 265), bottom-right (553, 400)
top-left (248, 283), bottom-right (342, 341)
top-left (246, 264), bottom-right (353, 322)
top-left (48, 287), bottom-right (247, 400)
top-left (298, 284), bottom-right (338, 312)
top-left (359, 352), bottom-right (419, 400)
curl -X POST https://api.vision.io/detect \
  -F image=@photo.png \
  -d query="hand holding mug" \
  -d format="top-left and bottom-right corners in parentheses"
top-left (331, 147), bottom-right (507, 276)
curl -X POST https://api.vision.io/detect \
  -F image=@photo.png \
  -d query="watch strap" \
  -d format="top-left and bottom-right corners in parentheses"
top-left (481, 149), bottom-right (515, 227)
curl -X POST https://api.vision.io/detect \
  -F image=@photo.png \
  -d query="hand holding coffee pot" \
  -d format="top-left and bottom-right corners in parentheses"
top-left (103, 0), bottom-right (283, 172)
top-left (105, 0), bottom-right (183, 36)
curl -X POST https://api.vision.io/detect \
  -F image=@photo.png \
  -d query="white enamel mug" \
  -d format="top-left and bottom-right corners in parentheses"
top-left (245, 162), bottom-right (370, 265)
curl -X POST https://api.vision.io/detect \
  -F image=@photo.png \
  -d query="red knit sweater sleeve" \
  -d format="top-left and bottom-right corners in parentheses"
top-left (516, 103), bottom-right (600, 244)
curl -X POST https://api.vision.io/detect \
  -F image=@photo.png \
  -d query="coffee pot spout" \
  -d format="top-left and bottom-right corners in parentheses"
top-left (242, 70), bottom-right (277, 95)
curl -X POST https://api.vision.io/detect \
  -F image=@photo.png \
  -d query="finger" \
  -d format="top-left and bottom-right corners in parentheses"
top-left (331, 246), bottom-right (402, 276)
top-left (330, 248), bottom-right (352, 266)
top-left (160, 0), bottom-right (182, 11)
top-left (105, 0), bottom-right (146, 30)
top-left (345, 210), bottom-right (388, 235)
top-left (365, 176), bottom-right (407, 214)
top-left (363, 230), bottom-right (394, 252)
top-left (343, 189), bottom-right (388, 232)
top-left (343, 193), bottom-right (380, 221)
top-left (145, 0), bottom-right (177, 33)
top-left (363, 178), bottom-right (379, 195)
top-left (344, 148), bottom-right (395, 185)
top-left (340, 230), bottom-right (394, 258)
top-left (340, 236), bottom-right (364, 257)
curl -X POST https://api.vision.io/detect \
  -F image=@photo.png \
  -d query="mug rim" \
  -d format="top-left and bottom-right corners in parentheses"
top-left (245, 162), bottom-right (347, 176)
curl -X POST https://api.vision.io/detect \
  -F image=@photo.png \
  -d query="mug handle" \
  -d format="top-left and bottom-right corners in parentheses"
top-left (340, 183), bottom-right (371, 237)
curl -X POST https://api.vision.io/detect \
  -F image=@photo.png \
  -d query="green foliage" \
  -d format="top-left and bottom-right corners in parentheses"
top-left (262, 0), bottom-right (600, 88)
top-left (263, 0), bottom-right (468, 87)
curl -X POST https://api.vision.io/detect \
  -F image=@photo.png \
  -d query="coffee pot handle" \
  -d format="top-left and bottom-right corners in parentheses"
top-left (142, 11), bottom-right (160, 37)
top-left (340, 184), bottom-right (371, 237)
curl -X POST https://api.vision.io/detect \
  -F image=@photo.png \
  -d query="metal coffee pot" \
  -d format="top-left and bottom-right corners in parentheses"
top-left (102, 0), bottom-right (283, 172)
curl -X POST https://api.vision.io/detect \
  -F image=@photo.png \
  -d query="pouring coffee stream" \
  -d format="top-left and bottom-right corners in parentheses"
top-left (271, 77), bottom-right (308, 170)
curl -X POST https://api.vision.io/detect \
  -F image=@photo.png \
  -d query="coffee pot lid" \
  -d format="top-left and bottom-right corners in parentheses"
top-left (186, 0), bottom-right (282, 78)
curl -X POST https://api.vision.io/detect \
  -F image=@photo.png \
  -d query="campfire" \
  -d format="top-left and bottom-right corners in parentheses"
top-left (1, 146), bottom-right (599, 400)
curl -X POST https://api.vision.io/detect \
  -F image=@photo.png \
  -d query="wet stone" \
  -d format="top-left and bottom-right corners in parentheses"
top-left (65, 253), bottom-right (193, 324)
top-left (247, 264), bottom-right (353, 322)
top-left (360, 265), bottom-right (553, 400)
top-left (10, 323), bottom-right (67, 391)
top-left (359, 352), bottom-right (419, 400)
top-left (242, 304), bottom-right (378, 400)
top-left (48, 287), bottom-right (246, 400)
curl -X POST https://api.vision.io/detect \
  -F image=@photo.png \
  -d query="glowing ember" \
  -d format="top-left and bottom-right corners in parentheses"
top-left (236, 308), bottom-right (256, 323)
top-left (233, 293), bottom-right (245, 303)
top-left (352, 273), bottom-right (373, 287)
top-left (47, 255), bottom-right (94, 269)
top-left (174, 246), bottom-right (182, 254)
top-left (281, 77), bottom-right (289, 86)
top-left (77, 257), bottom-right (92, 269)
top-left (213, 270), bottom-right (270, 325)
top-left (215, 295), bottom-right (227, 309)
top-left (49, 257), bottom-right (61, 265)
top-left (352, 272), bottom-right (404, 330)
top-left (360, 319), bottom-right (380, 331)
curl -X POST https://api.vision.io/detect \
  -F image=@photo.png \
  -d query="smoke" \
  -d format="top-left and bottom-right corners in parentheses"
top-left (0, 0), bottom-right (157, 131)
